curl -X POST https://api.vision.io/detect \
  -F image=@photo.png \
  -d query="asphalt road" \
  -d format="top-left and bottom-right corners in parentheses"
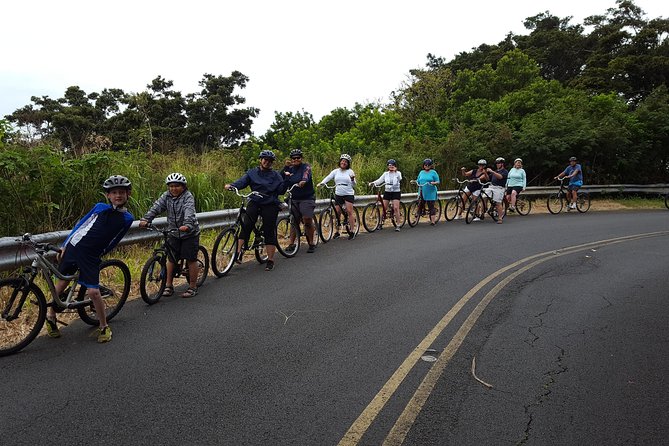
top-left (1, 210), bottom-right (668, 446)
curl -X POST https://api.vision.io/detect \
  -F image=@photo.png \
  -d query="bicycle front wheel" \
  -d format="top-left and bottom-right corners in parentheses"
top-left (77, 259), bottom-right (130, 326)
top-left (434, 199), bottom-right (443, 223)
top-left (392, 202), bottom-right (407, 228)
top-left (465, 198), bottom-right (483, 224)
top-left (0, 279), bottom-right (47, 357)
top-left (318, 207), bottom-right (335, 243)
top-left (407, 200), bottom-right (421, 227)
top-left (576, 192), bottom-right (591, 213)
top-left (547, 194), bottom-right (563, 214)
top-left (211, 227), bottom-right (238, 277)
top-left (140, 255), bottom-right (167, 305)
top-left (362, 203), bottom-right (381, 233)
top-left (276, 217), bottom-right (300, 257)
top-left (444, 197), bottom-right (460, 221)
top-left (192, 246), bottom-right (210, 287)
top-left (345, 206), bottom-right (360, 236)
top-left (516, 196), bottom-right (532, 216)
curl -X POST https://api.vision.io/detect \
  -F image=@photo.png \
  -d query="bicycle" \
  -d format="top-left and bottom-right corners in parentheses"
top-left (464, 180), bottom-right (506, 224)
top-left (210, 187), bottom-right (269, 278)
top-left (444, 178), bottom-right (473, 221)
top-left (362, 184), bottom-right (407, 232)
top-left (275, 183), bottom-right (318, 255)
top-left (407, 180), bottom-right (442, 227)
top-left (547, 177), bottom-right (590, 214)
top-left (317, 184), bottom-right (360, 242)
top-left (139, 225), bottom-right (210, 305)
top-left (0, 233), bottom-right (130, 357)
top-left (505, 190), bottom-right (532, 216)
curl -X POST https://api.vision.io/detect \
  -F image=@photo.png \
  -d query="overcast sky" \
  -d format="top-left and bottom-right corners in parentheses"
top-left (1, 0), bottom-right (665, 135)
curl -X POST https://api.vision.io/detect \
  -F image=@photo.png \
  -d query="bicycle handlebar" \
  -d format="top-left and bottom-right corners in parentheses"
top-left (144, 224), bottom-right (181, 235)
top-left (226, 186), bottom-right (264, 199)
top-left (17, 233), bottom-right (61, 254)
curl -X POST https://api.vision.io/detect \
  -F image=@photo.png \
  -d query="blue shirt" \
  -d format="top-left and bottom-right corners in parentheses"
top-left (231, 167), bottom-right (289, 205)
top-left (63, 203), bottom-right (134, 257)
top-left (416, 170), bottom-right (440, 201)
top-left (282, 163), bottom-right (315, 200)
top-left (563, 164), bottom-right (583, 184)
top-left (491, 168), bottom-right (508, 187)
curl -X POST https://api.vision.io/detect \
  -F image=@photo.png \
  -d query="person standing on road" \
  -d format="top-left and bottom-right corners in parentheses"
top-left (225, 150), bottom-right (288, 271)
top-left (457, 160), bottom-right (490, 220)
top-left (486, 157), bottom-right (508, 224)
top-left (317, 154), bottom-right (357, 240)
top-left (555, 156), bottom-right (583, 210)
top-left (416, 158), bottom-right (440, 226)
top-left (506, 158), bottom-right (526, 212)
top-left (282, 149), bottom-right (318, 253)
top-left (369, 159), bottom-right (403, 232)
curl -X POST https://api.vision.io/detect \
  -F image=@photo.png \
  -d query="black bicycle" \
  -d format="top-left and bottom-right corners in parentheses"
top-left (139, 225), bottom-right (210, 305)
top-left (465, 180), bottom-right (506, 224)
top-left (317, 184), bottom-right (360, 242)
top-left (444, 178), bottom-right (473, 221)
top-left (211, 187), bottom-right (269, 277)
top-left (547, 177), bottom-right (590, 214)
top-left (361, 184), bottom-right (407, 232)
top-left (276, 183), bottom-right (319, 254)
top-left (407, 180), bottom-right (442, 227)
top-left (0, 234), bottom-right (130, 356)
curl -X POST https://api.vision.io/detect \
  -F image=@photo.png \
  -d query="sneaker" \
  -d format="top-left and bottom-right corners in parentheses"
top-left (570, 203), bottom-right (577, 209)
top-left (508, 206), bottom-right (516, 212)
top-left (348, 232), bottom-right (356, 240)
top-left (333, 232), bottom-right (341, 239)
top-left (286, 244), bottom-right (296, 252)
top-left (307, 244), bottom-right (316, 253)
top-left (473, 217), bottom-right (481, 222)
top-left (265, 260), bottom-right (274, 271)
top-left (395, 227), bottom-right (401, 232)
top-left (430, 222), bottom-right (435, 226)
top-left (45, 318), bottom-right (61, 338)
top-left (97, 326), bottom-right (112, 343)
top-left (454, 215), bottom-right (463, 220)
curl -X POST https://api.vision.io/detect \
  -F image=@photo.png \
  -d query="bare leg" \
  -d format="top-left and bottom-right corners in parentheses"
top-left (187, 259), bottom-right (198, 288)
top-left (88, 288), bottom-right (107, 329)
top-left (303, 217), bottom-right (315, 245)
top-left (165, 260), bottom-right (175, 288)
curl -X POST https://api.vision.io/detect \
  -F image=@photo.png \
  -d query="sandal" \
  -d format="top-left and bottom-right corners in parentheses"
top-left (181, 287), bottom-right (198, 298)
top-left (162, 285), bottom-right (174, 297)
top-left (264, 260), bottom-right (274, 271)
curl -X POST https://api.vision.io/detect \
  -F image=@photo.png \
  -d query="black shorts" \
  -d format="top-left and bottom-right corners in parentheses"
top-left (58, 244), bottom-right (101, 289)
top-left (506, 186), bottom-right (523, 195)
top-left (383, 191), bottom-right (401, 201)
top-left (167, 235), bottom-right (200, 261)
top-left (335, 195), bottom-right (355, 206)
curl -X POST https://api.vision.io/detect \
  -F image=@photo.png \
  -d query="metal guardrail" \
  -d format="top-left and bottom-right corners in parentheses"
top-left (0, 183), bottom-right (666, 271)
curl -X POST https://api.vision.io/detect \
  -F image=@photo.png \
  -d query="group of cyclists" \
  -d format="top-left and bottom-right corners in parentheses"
top-left (38, 150), bottom-right (583, 345)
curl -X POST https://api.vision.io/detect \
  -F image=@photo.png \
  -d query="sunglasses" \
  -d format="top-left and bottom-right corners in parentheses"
top-left (291, 156), bottom-right (302, 160)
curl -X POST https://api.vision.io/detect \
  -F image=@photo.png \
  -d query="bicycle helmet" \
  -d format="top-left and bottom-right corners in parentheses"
top-left (103, 175), bottom-right (132, 191)
top-left (165, 172), bottom-right (187, 185)
top-left (514, 158), bottom-right (523, 163)
top-left (259, 149), bottom-right (276, 160)
top-left (569, 156), bottom-right (577, 161)
top-left (290, 149), bottom-right (303, 158)
top-left (340, 153), bottom-right (352, 163)
top-left (422, 158), bottom-right (433, 166)
top-left (495, 157), bottom-right (505, 164)
top-left (477, 159), bottom-right (487, 166)
top-left (387, 159), bottom-right (397, 166)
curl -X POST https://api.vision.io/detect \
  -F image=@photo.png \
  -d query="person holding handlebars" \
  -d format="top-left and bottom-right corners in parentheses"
top-left (555, 156), bottom-right (583, 210)
top-left (317, 154), bottom-right (358, 240)
top-left (225, 150), bottom-right (288, 271)
top-left (282, 149), bottom-right (318, 253)
top-left (369, 159), bottom-right (403, 232)
top-left (486, 157), bottom-right (508, 224)
top-left (415, 158), bottom-right (440, 225)
top-left (139, 172), bottom-right (201, 298)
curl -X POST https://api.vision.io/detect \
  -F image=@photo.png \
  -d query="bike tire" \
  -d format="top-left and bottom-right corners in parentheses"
top-left (444, 197), bottom-right (460, 221)
top-left (0, 278), bottom-right (47, 357)
top-left (547, 194), bottom-right (563, 214)
top-left (345, 206), bottom-right (361, 237)
top-left (392, 202), bottom-right (407, 228)
top-left (192, 246), bottom-right (209, 287)
top-left (576, 192), bottom-right (591, 213)
top-left (362, 203), bottom-right (381, 233)
top-left (254, 244), bottom-right (269, 264)
top-left (77, 259), bottom-right (130, 326)
top-left (318, 207), bottom-right (335, 243)
top-left (211, 227), bottom-right (238, 278)
top-left (516, 196), bottom-right (532, 216)
top-left (465, 198), bottom-right (483, 224)
top-left (407, 200), bottom-right (421, 227)
top-left (139, 254), bottom-right (167, 305)
top-left (276, 217), bottom-right (300, 257)
top-left (434, 199), bottom-right (443, 223)
top-left (665, 194), bottom-right (669, 210)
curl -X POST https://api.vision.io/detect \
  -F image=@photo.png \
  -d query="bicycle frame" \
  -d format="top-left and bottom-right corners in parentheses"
top-left (146, 226), bottom-right (190, 276)
top-left (229, 187), bottom-right (266, 251)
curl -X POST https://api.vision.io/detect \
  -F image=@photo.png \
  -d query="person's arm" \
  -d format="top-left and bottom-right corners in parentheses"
top-left (556, 167), bottom-right (568, 179)
top-left (431, 171), bottom-right (440, 186)
top-left (227, 172), bottom-right (251, 190)
top-left (521, 169), bottom-right (527, 189)
top-left (102, 211), bottom-right (134, 256)
top-left (62, 204), bottom-right (100, 247)
top-left (181, 193), bottom-right (198, 232)
top-left (371, 173), bottom-right (386, 187)
top-left (141, 193), bottom-right (168, 224)
top-left (349, 169), bottom-right (356, 186)
top-left (317, 169), bottom-right (335, 187)
top-left (298, 164), bottom-right (312, 187)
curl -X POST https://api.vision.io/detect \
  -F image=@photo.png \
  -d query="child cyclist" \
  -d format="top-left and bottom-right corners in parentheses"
top-left (45, 175), bottom-right (134, 343)
top-left (139, 173), bottom-right (201, 297)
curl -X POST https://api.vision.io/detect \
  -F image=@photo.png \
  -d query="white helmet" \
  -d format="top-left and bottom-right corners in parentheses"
top-left (477, 159), bottom-right (487, 166)
top-left (165, 172), bottom-right (187, 185)
top-left (103, 175), bottom-right (132, 191)
top-left (340, 153), bottom-right (352, 162)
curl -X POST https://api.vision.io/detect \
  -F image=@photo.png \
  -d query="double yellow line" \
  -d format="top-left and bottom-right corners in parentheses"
top-left (338, 231), bottom-right (669, 446)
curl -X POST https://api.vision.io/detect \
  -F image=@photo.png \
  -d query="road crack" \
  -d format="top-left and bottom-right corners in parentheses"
top-left (523, 300), bottom-right (554, 348)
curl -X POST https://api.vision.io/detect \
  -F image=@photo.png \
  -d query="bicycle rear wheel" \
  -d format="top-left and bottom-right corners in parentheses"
top-left (515, 196), bottom-right (532, 216)
top-left (362, 203), bottom-right (381, 233)
top-left (77, 259), bottom-right (130, 326)
top-left (318, 207), bottom-right (335, 243)
top-left (434, 199), bottom-right (443, 223)
top-left (465, 198), bottom-right (484, 224)
top-left (276, 217), bottom-right (300, 257)
top-left (407, 200), bottom-right (421, 227)
top-left (547, 194), bottom-right (563, 214)
top-left (576, 192), bottom-right (591, 213)
top-left (185, 246), bottom-right (210, 287)
top-left (392, 202), bottom-right (407, 228)
top-left (0, 279), bottom-right (47, 357)
top-left (211, 227), bottom-right (238, 277)
top-left (444, 197), bottom-right (460, 221)
top-left (345, 207), bottom-right (360, 237)
top-left (140, 255), bottom-right (167, 305)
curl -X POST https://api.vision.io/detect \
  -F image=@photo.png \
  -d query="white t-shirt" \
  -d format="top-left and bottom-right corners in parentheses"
top-left (371, 171), bottom-right (402, 192)
top-left (319, 168), bottom-right (356, 196)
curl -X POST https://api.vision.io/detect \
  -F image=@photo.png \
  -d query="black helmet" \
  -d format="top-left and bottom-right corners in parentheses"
top-left (387, 159), bottom-right (397, 166)
top-left (103, 175), bottom-right (132, 191)
top-left (259, 150), bottom-right (276, 160)
top-left (290, 149), bottom-right (303, 158)
top-left (422, 158), bottom-right (433, 166)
